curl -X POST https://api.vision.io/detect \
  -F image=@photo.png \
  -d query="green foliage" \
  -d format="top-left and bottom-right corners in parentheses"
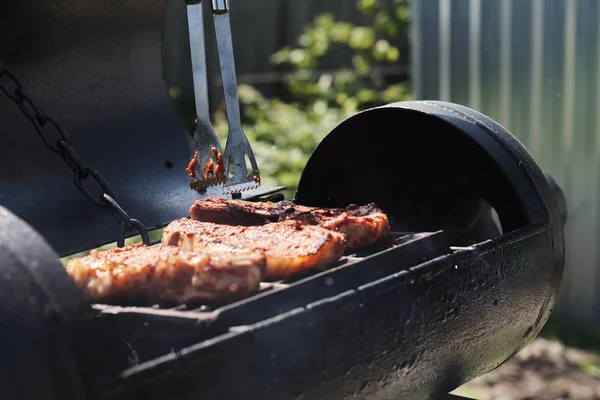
top-left (213, 85), bottom-right (356, 200)
top-left (270, 0), bottom-right (411, 111)
top-left (580, 361), bottom-right (600, 378)
top-left (216, 0), bottom-right (412, 199)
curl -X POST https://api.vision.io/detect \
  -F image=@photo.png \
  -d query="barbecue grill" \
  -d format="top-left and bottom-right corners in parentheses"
top-left (0, 2), bottom-right (567, 400)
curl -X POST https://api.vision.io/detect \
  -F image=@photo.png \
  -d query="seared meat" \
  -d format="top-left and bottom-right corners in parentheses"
top-left (189, 197), bottom-right (390, 249)
top-left (163, 218), bottom-right (347, 280)
top-left (66, 243), bottom-right (266, 305)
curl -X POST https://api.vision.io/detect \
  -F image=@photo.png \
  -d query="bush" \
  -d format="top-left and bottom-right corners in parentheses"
top-left (213, 0), bottom-right (412, 200)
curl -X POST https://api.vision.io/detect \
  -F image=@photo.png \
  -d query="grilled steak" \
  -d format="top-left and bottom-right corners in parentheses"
top-left (66, 243), bottom-right (266, 305)
top-left (189, 198), bottom-right (390, 249)
top-left (163, 218), bottom-right (347, 280)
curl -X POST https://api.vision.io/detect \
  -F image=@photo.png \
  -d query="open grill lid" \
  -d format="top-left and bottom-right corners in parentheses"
top-left (0, 1), bottom-right (195, 256)
top-left (0, 0), bottom-right (282, 256)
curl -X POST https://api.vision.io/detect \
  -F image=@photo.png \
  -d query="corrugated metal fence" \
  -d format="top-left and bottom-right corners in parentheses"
top-left (411, 0), bottom-right (600, 325)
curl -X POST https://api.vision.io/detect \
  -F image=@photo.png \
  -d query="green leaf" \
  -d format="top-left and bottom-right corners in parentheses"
top-left (312, 100), bottom-right (328, 116)
top-left (289, 49), bottom-right (307, 65)
top-left (386, 46), bottom-right (400, 62)
top-left (381, 83), bottom-right (409, 103)
top-left (395, 0), bottom-right (411, 23)
top-left (270, 47), bottom-right (291, 65)
top-left (357, 0), bottom-right (377, 16)
top-left (580, 361), bottom-right (600, 378)
top-left (352, 54), bottom-right (371, 75)
top-left (342, 97), bottom-right (359, 114)
top-left (331, 22), bottom-right (354, 43)
top-left (356, 88), bottom-right (377, 103)
top-left (372, 39), bottom-right (391, 61)
top-left (314, 13), bottom-right (336, 29)
top-left (348, 26), bottom-right (376, 50)
top-left (317, 73), bottom-right (333, 92)
top-left (310, 29), bottom-right (331, 57)
top-left (374, 11), bottom-right (400, 37)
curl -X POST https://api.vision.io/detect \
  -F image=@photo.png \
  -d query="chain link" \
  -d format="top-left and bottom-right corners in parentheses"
top-left (102, 194), bottom-right (150, 247)
top-left (13, 88), bottom-right (43, 122)
top-left (0, 61), bottom-right (149, 246)
top-left (33, 115), bottom-right (71, 153)
top-left (57, 140), bottom-right (87, 173)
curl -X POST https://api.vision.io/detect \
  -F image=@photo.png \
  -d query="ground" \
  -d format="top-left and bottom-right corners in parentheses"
top-left (452, 338), bottom-right (600, 399)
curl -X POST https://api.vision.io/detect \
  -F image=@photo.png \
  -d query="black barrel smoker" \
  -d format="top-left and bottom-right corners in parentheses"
top-left (0, 1), bottom-right (566, 400)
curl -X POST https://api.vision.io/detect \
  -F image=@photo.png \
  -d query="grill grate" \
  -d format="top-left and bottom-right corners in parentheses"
top-left (93, 232), bottom-right (423, 314)
top-left (92, 230), bottom-right (450, 364)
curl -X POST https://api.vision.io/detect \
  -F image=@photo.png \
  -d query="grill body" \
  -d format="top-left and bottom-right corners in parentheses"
top-left (0, 0), bottom-right (566, 397)
top-left (98, 103), bottom-right (565, 400)
top-left (101, 229), bottom-right (561, 400)
top-left (0, 100), bottom-right (567, 399)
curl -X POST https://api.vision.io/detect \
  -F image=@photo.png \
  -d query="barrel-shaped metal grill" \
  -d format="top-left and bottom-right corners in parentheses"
top-left (0, 2), bottom-right (566, 400)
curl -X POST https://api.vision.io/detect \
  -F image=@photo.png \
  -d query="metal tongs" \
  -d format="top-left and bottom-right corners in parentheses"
top-left (185, 0), bottom-right (260, 194)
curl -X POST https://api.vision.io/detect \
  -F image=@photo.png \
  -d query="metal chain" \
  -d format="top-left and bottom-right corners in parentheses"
top-left (0, 61), bottom-right (150, 247)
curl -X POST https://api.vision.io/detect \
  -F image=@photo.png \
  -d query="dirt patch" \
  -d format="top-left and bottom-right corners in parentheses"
top-left (453, 337), bottom-right (600, 400)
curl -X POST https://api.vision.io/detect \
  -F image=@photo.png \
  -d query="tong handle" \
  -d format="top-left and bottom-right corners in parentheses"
top-left (211, 0), bottom-right (243, 133)
top-left (186, 0), bottom-right (212, 127)
top-left (211, 0), bottom-right (229, 13)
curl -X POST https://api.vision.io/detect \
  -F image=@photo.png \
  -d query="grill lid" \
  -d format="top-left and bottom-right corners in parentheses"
top-left (0, 1), bottom-right (197, 256)
top-left (0, 1), bottom-right (282, 256)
